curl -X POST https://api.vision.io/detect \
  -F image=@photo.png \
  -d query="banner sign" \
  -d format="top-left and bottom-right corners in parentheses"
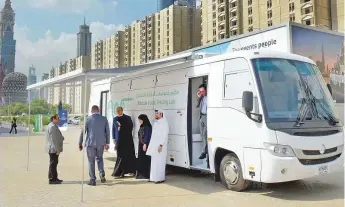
top-left (58, 109), bottom-right (68, 128)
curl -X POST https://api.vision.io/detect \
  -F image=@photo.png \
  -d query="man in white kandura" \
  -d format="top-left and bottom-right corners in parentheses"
top-left (146, 109), bottom-right (169, 184)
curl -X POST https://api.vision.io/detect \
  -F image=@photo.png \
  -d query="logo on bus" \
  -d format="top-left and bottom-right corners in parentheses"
top-left (107, 98), bottom-right (133, 117)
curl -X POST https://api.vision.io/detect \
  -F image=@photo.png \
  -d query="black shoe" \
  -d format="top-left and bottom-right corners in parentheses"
top-left (49, 180), bottom-right (61, 185)
top-left (154, 180), bottom-right (165, 184)
top-left (87, 181), bottom-right (96, 186)
top-left (136, 174), bottom-right (147, 180)
top-left (100, 177), bottom-right (106, 183)
top-left (198, 153), bottom-right (207, 159)
top-left (56, 179), bottom-right (63, 183)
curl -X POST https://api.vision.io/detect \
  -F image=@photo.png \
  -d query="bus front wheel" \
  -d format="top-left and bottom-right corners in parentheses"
top-left (219, 153), bottom-right (250, 191)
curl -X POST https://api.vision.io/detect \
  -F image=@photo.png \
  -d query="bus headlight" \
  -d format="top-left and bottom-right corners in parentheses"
top-left (263, 143), bottom-right (296, 157)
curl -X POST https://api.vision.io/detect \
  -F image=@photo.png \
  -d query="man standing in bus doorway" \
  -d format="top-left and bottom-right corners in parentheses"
top-left (196, 84), bottom-right (208, 159)
top-left (79, 105), bottom-right (110, 186)
top-left (146, 109), bottom-right (169, 184)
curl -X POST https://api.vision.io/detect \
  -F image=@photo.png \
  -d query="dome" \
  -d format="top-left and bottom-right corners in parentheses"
top-left (2, 72), bottom-right (28, 104)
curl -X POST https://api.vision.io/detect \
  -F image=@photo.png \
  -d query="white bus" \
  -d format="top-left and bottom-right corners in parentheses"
top-left (90, 51), bottom-right (344, 191)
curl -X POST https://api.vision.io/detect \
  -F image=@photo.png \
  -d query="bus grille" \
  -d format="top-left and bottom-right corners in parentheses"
top-left (302, 147), bottom-right (337, 155)
top-left (298, 154), bottom-right (341, 165)
top-left (293, 130), bottom-right (340, 136)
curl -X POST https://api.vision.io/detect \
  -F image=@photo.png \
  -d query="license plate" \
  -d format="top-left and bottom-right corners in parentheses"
top-left (318, 165), bottom-right (328, 175)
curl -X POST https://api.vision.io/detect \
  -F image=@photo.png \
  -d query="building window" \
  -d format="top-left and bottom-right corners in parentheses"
top-left (248, 17), bottom-right (253, 25)
top-left (289, 3), bottom-right (295, 12)
top-left (305, 19), bottom-right (311, 25)
top-left (213, 29), bottom-right (216, 35)
top-left (268, 20), bottom-right (273, 26)
top-left (304, 7), bottom-right (312, 14)
top-left (289, 15), bottom-right (295, 22)
top-left (248, 7), bottom-right (252, 15)
top-left (248, 0), bottom-right (252, 6)
top-left (267, 0), bottom-right (272, 8)
top-left (213, 21), bottom-right (216, 27)
top-left (248, 26), bottom-right (253, 32)
top-left (219, 15), bottom-right (226, 21)
top-left (220, 33), bottom-right (225, 39)
top-left (267, 10), bottom-right (272, 19)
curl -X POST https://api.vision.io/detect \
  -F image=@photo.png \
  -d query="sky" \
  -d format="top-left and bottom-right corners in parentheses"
top-left (9, 0), bottom-right (159, 78)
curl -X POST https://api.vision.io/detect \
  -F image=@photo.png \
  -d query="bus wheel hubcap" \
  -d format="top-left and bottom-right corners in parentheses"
top-left (224, 161), bottom-right (239, 185)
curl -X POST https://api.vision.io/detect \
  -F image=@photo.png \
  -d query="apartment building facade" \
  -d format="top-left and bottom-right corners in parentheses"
top-left (103, 31), bottom-right (125, 69)
top-left (124, 26), bottom-right (132, 67)
top-left (65, 58), bottom-right (77, 109)
top-left (74, 56), bottom-right (91, 114)
top-left (331, 0), bottom-right (344, 32)
top-left (131, 20), bottom-right (141, 66)
top-left (201, 0), bottom-right (334, 45)
top-left (140, 14), bottom-right (156, 64)
top-left (48, 67), bottom-right (55, 104)
top-left (154, 5), bottom-right (201, 59)
top-left (91, 40), bottom-right (104, 69)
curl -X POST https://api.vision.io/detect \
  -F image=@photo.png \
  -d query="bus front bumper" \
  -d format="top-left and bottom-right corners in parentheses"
top-left (260, 150), bottom-right (344, 183)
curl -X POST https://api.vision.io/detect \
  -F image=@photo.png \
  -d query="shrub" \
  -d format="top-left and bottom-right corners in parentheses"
top-left (42, 116), bottom-right (50, 126)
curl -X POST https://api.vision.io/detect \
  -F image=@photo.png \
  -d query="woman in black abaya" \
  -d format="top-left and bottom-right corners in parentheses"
top-left (136, 114), bottom-right (152, 179)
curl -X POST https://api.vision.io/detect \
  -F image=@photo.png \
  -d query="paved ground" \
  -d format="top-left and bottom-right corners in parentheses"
top-left (0, 124), bottom-right (28, 137)
top-left (0, 127), bottom-right (343, 207)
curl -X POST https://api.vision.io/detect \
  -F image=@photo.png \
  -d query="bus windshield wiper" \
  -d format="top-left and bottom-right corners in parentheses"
top-left (295, 97), bottom-right (308, 127)
top-left (294, 79), bottom-right (318, 127)
top-left (308, 92), bottom-right (339, 126)
top-left (299, 78), bottom-right (339, 126)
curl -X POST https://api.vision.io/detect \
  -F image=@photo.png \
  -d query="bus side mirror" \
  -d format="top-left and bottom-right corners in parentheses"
top-left (326, 83), bottom-right (332, 96)
top-left (242, 91), bottom-right (262, 123)
top-left (242, 91), bottom-right (253, 112)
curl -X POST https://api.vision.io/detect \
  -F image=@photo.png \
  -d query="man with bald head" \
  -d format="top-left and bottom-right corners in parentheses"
top-left (111, 107), bottom-right (136, 178)
top-left (79, 105), bottom-right (110, 186)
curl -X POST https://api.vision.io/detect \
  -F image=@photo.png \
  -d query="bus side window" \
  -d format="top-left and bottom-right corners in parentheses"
top-left (224, 71), bottom-right (252, 100)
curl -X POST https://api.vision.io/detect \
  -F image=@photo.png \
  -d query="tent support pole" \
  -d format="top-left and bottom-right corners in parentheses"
top-left (81, 74), bottom-right (87, 202)
top-left (26, 90), bottom-right (31, 171)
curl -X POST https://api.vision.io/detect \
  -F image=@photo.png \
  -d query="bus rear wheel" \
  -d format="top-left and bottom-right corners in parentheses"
top-left (219, 154), bottom-right (250, 191)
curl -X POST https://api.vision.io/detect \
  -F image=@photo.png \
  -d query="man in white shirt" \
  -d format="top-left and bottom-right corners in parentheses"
top-left (146, 109), bottom-right (169, 184)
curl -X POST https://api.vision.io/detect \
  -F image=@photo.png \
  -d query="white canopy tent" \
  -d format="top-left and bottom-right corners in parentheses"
top-left (25, 52), bottom-right (194, 201)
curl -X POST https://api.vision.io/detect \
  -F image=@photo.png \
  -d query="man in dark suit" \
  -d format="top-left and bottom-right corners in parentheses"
top-left (45, 114), bottom-right (64, 184)
top-left (79, 105), bottom-right (110, 186)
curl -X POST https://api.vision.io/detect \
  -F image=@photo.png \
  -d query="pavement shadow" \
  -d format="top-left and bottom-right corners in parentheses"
top-left (62, 181), bottom-right (83, 185)
top-left (163, 166), bottom-right (226, 195)
top-left (248, 179), bottom-right (344, 202)
top-left (103, 180), bottom-right (148, 186)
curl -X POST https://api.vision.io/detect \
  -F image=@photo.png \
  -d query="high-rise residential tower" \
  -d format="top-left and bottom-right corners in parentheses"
top-left (0, 0), bottom-right (16, 75)
top-left (77, 18), bottom-right (92, 57)
top-left (201, 0), bottom-right (333, 46)
top-left (158, 0), bottom-right (196, 10)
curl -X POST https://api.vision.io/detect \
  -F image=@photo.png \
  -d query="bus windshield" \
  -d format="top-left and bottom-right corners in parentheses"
top-left (252, 58), bottom-right (339, 123)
